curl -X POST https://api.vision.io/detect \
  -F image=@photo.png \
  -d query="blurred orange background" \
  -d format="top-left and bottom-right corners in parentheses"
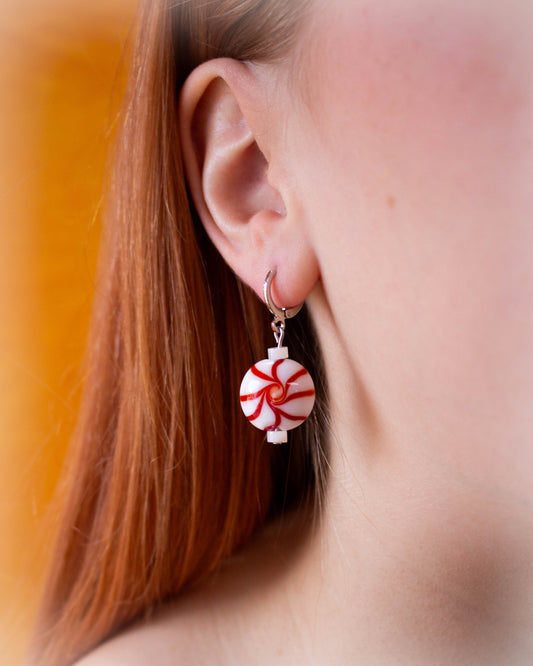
top-left (0, 1), bottom-right (135, 662)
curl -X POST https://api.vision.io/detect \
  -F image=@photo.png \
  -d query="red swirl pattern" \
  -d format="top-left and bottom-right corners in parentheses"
top-left (240, 359), bottom-right (315, 431)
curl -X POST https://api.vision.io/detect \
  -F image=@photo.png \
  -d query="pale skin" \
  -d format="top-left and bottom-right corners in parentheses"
top-left (78, 0), bottom-right (533, 663)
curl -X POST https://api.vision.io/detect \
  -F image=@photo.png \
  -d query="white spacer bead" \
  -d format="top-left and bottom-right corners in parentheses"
top-left (267, 430), bottom-right (288, 444)
top-left (268, 346), bottom-right (289, 360)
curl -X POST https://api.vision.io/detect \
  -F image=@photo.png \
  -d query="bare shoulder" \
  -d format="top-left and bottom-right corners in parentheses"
top-left (74, 513), bottom-right (310, 666)
top-left (72, 602), bottom-right (208, 665)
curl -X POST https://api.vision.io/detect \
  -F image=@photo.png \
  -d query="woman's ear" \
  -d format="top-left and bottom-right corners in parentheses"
top-left (178, 57), bottom-right (319, 308)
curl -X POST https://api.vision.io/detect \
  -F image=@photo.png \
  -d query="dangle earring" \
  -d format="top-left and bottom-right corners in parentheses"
top-left (239, 270), bottom-right (315, 444)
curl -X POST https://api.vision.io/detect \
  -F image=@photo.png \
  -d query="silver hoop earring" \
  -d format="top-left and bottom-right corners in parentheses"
top-left (239, 270), bottom-right (315, 444)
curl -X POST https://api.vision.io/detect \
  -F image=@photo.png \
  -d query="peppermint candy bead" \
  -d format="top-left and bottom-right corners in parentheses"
top-left (239, 346), bottom-right (315, 443)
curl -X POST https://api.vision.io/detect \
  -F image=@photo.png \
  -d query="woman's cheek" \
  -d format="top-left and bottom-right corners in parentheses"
top-left (299, 1), bottom-right (533, 479)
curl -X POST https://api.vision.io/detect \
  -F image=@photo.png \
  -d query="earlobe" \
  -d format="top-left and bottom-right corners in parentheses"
top-left (179, 58), bottom-right (319, 308)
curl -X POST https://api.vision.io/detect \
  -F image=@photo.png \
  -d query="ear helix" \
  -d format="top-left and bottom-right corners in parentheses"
top-left (239, 270), bottom-right (316, 444)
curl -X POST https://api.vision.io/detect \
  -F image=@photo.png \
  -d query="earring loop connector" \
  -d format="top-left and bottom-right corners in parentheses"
top-left (263, 270), bottom-right (303, 322)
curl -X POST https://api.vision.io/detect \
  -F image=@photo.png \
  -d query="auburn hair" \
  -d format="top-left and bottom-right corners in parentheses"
top-left (31, 1), bottom-right (327, 664)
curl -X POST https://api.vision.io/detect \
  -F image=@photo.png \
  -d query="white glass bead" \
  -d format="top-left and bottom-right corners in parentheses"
top-left (239, 347), bottom-right (315, 442)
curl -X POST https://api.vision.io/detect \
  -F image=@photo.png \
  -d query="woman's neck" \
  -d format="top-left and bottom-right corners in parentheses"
top-left (296, 285), bottom-right (533, 664)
